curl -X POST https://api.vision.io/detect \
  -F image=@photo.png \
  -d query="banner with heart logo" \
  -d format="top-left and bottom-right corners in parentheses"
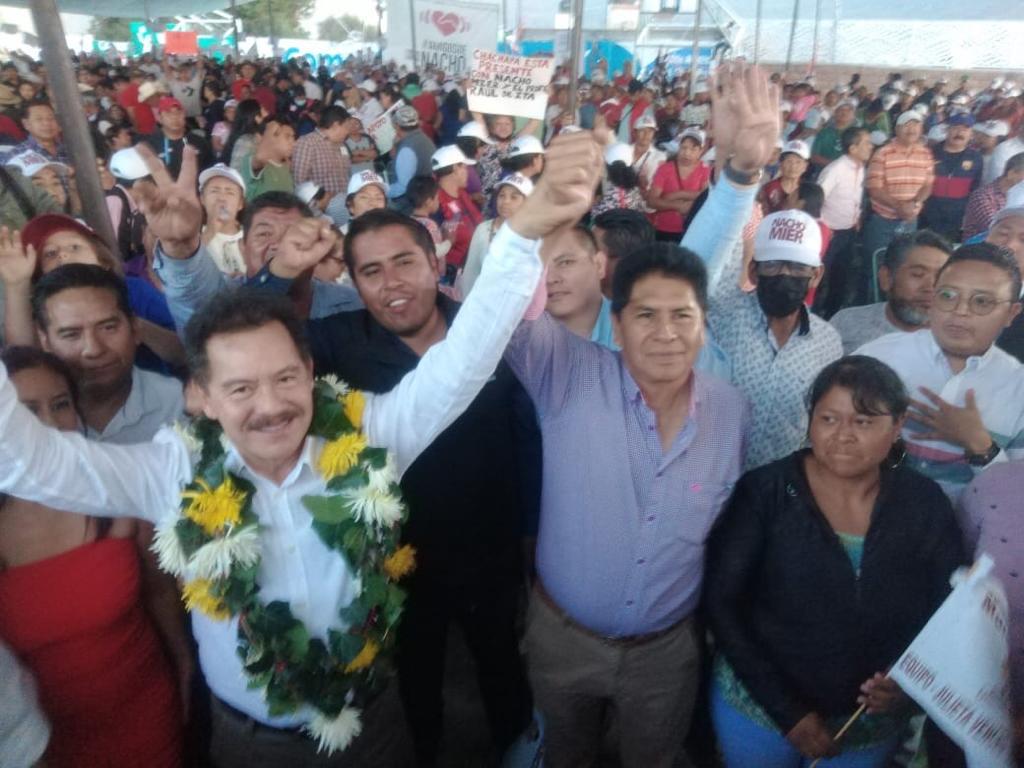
top-left (385, 0), bottom-right (499, 72)
top-left (467, 49), bottom-right (555, 121)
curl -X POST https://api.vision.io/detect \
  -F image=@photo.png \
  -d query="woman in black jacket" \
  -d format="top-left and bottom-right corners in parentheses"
top-left (705, 356), bottom-right (966, 767)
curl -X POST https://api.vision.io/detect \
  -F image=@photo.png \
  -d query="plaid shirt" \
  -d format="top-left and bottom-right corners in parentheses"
top-left (867, 141), bottom-right (934, 219)
top-left (961, 180), bottom-right (1007, 239)
top-left (292, 129), bottom-right (350, 200)
top-left (0, 136), bottom-right (70, 166)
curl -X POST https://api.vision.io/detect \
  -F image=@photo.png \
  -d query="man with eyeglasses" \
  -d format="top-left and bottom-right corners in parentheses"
top-left (857, 242), bottom-right (1024, 501)
top-left (683, 205), bottom-right (843, 469)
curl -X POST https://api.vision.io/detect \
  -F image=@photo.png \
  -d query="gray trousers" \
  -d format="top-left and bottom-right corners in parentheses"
top-left (525, 589), bottom-right (700, 768)
top-left (209, 685), bottom-right (413, 768)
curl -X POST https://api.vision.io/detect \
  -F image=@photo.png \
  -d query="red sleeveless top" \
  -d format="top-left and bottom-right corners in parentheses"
top-left (0, 536), bottom-right (182, 767)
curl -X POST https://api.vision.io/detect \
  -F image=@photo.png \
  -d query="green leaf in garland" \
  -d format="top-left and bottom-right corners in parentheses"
top-left (174, 517), bottom-right (207, 557)
top-left (265, 676), bottom-right (301, 717)
top-left (339, 596), bottom-right (371, 628)
top-left (284, 623), bottom-right (310, 662)
top-left (362, 447), bottom-right (389, 469)
top-left (341, 525), bottom-right (367, 564)
top-left (362, 573), bottom-right (389, 609)
top-left (328, 629), bottom-right (365, 664)
top-left (302, 494), bottom-right (354, 525)
top-left (383, 583), bottom-right (407, 628)
top-left (246, 669), bottom-right (273, 690)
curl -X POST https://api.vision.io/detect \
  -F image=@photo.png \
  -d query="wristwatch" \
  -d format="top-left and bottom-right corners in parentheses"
top-left (965, 442), bottom-right (1000, 467)
top-left (723, 160), bottom-right (764, 187)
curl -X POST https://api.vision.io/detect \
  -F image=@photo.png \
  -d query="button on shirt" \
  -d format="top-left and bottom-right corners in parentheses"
top-left (857, 329), bottom-right (1024, 500)
top-left (817, 154), bottom-right (865, 231)
top-left (0, 223), bottom-right (544, 728)
top-left (85, 367), bottom-right (184, 445)
top-left (505, 313), bottom-right (749, 637)
top-left (682, 181), bottom-right (843, 470)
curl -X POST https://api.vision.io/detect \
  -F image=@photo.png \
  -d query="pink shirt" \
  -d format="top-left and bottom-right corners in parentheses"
top-left (649, 161), bottom-right (712, 234)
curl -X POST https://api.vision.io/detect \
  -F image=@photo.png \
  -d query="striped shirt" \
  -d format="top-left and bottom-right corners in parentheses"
top-left (857, 329), bottom-right (1024, 501)
top-left (866, 141), bottom-right (935, 219)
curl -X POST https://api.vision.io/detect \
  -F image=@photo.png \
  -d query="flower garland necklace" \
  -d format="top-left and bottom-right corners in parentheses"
top-left (152, 376), bottom-right (415, 755)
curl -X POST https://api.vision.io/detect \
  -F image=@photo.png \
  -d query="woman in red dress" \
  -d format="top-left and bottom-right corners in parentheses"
top-left (0, 347), bottom-right (185, 768)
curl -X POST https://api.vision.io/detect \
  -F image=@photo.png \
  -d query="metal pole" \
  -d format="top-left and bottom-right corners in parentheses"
top-left (230, 0), bottom-right (241, 58)
top-left (566, 0), bottom-right (584, 118)
top-left (831, 0), bottom-right (839, 64)
top-left (29, 0), bottom-right (116, 250)
top-left (266, 0), bottom-right (277, 58)
top-left (811, 0), bottom-right (821, 74)
top-left (784, 0), bottom-right (800, 76)
top-left (407, 0), bottom-right (419, 71)
top-left (754, 0), bottom-right (762, 63)
top-left (689, 0), bottom-right (702, 90)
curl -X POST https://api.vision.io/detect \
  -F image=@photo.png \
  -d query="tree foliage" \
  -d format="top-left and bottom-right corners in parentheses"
top-left (88, 17), bottom-right (174, 42)
top-left (317, 14), bottom-right (379, 42)
top-left (235, 0), bottom-right (315, 39)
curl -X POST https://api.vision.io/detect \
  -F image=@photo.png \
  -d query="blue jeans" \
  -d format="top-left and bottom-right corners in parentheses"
top-left (710, 679), bottom-right (899, 768)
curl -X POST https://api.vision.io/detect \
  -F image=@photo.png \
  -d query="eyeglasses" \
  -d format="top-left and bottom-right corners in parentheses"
top-left (756, 261), bottom-right (817, 279)
top-left (933, 286), bottom-right (1015, 316)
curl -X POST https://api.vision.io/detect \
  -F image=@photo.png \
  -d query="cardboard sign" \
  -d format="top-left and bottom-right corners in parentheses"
top-left (890, 556), bottom-right (1013, 768)
top-left (165, 31), bottom-right (199, 56)
top-left (468, 50), bottom-right (554, 121)
top-left (365, 100), bottom-right (403, 155)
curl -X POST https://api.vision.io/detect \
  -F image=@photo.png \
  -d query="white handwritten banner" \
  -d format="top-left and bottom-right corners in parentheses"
top-left (366, 100), bottom-right (403, 155)
top-left (467, 50), bottom-right (555, 121)
top-left (890, 556), bottom-right (1013, 768)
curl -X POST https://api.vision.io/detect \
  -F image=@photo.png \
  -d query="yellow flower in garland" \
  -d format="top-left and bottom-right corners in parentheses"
top-left (383, 545), bottom-right (417, 581)
top-left (343, 390), bottom-right (365, 430)
top-left (183, 579), bottom-right (231, 620)
top-left (318, 433), bottom-right (368, 480)
top-left (344, 639), bottom-right (379, 673)
top-left (182, 477), bottom-right (245, 535)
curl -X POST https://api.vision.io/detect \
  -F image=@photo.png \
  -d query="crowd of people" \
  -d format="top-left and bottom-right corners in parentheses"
top-left (0, 44), bottom-right (1022, 768)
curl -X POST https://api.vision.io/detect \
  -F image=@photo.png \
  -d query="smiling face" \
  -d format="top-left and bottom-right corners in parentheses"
top-left (929, 260), bottom-right (1022, 361)
top-left (808, 386), bottom-right (904, 479)
top-left (200, 321), bottom-right (314, 481)
top-left (348, 224), bottom-right (440, 338)
top-left (38, 286), bottom-right (138, 400)
top-left (349, 184), bottom-right (387, 218)
top-left (612, 273), bottom-right (705, 389)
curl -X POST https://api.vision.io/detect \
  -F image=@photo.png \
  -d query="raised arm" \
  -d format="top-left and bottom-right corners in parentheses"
top-left (365, 130), bottom-right (604, 476)
top-left (0, 227), bottom-right (37, 347)
top-left (0, 359), bottom-right (188, 520)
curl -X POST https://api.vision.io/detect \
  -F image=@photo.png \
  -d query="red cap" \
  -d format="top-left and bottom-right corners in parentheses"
top-left (231, 78), bottom-right (252, 101)
top-left (157, 95), bottom-right (183, 113)
top-left (21, 214), bottom-right (100, 256)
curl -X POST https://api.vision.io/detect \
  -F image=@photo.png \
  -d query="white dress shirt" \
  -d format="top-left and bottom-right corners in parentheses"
top-left (0, 223), bottom-right (543, 728)
top-left (857, 329), bottom-right (1024, 500)
top-left (817, 153), bottom-right (865, 231)
top-left (0, 639), bottom-right (49, 768)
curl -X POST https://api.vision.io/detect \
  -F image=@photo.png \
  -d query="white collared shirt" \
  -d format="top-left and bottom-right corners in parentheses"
top-left (817, 153), bottom-right (865, 231)
top-left (84, 367), bottom-right (184, 445)
top-left (0, 223), bottom-right (542, 727)
top-left (857, 329), bottom-right (1024, 500)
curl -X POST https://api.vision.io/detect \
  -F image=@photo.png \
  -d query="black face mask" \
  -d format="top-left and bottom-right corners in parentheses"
top-left (756, 274), bottom-right (812, 318)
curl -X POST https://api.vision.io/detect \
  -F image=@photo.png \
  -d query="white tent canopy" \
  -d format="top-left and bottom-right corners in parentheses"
top-left (3, 0), bottom-right (254, 18)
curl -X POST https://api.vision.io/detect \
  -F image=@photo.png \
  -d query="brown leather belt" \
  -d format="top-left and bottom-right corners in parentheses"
top-left (534, 581), bottom-right (688, 648)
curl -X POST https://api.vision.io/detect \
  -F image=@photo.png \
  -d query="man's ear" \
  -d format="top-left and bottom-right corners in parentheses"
top-left (594, 250), bottom-right (608, 281)
top-left (810, 265), bottom-right (825, 290)
top-left (878, 264), bottom-right (893, 295)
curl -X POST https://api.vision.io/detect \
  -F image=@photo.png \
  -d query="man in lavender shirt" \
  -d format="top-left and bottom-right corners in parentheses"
top-left (503, 62), bottom-right (777, 768)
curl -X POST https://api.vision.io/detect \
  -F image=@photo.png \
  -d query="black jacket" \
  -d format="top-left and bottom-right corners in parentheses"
top-left (705, 450), bottom-right (967, 733)
top-left (307, 295), bottom-right (541, 586)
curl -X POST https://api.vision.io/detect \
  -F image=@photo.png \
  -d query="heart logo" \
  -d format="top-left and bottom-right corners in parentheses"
top-left (429, 10), bottom-right (467, 36)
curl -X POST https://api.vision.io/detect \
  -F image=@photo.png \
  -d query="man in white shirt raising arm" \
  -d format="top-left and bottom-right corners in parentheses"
top-left (0, 130), bottom-right (604, 768)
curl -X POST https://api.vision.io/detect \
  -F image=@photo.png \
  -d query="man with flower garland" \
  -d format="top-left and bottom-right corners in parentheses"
top-left (0, 131), bottom-right (605, 766)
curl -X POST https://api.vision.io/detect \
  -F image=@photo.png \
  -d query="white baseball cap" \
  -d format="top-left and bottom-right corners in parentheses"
top-left (896, 111), bottom-right (924, 127)
top-left (753, 210), bottom-right (823, 268)
top-left (137, 80), bottom-right (165, 102)
top-left (634, 114), bottom-right (657, 131)
top-left (976, 120), bottom-right (1010, 138)
top-left (881, 94), bottom-right (899, 110)
top-left (495, 172), bottom-right (534, 197)
top-left (912, 102), bottom-right (930, 116)
top-left (679, 127), bottom-right (706, 146)
top-left (109, 147), bottom-right (151, 181)
top-left (347, 169), bottom-right (388, 196)
top-left (781, 139), bottom-right (811, 160)
top-left (4, 149), bottom-right (68, 178)
top-left (199, 163), bottom-right (246, 193)
top-left (950, 93), bottom-right (970, 106)
top-left (358, 79), bottom-right (378, 94)
top-left (431, 144), bottom-right (475, 171)
top-left (421, 78), bottom-right (440, 92)
top-left (296, 180), bottom-right (323, 205)
top-left (870, 130), bottom-right (889, 146)
top-left (604, 143), bottom-right (633, 166)
top-left (692, 81), bottom-right (709, 95)
top-left (926, 123), bottom-right (948, 143)
top-left (507, 135), bottom-right (545, 158)
top-left (457, 121), bottom-right (494, 145)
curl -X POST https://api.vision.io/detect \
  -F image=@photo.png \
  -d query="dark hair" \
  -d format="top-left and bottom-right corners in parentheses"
top-left (866, 98), bottom-right (884, 115)
top-left (797, 181), bottom-right (824, 218)
top-left (607, 161), bottom-right (640, 190)
top-left (569, 224), bottom-right (598, 253)
top-left (407, 175), bottom-right (439, 209)
top-left (223, 98), bottom-right (263, 164)
top-left (455, 136), bottom-right (482, 158)
top-left (32, 264), bottom-right (133, 330)
top-left (241, 191), bottom-right (314, 233)
top-left (0, 346), bottom-right (79, 408)
top-left (500, 153), bottom-right (539, 173)
top-left (806, 355), bottom-right (909, 419)
top-left (1004, 152), bottom-right (1024, 176)
top-left (320, 105), bottom-right (350, 129)
top-left (593, 208), bottom-right (655, 260)
top-left (256, 114), bottom-right (294, 135)
top-left (611, 243), bottom-right (708, 315)
top-left (405, 72), bottom-right (420, 87)
top-left (938, 242), bottom-right (1023, 301)
top-left (343, 209), bottom-right (436, 276)
top-left (184, 290), bottom-right (311, 385)
top-left (841, 126), bottom-right (869, 153)
top-left (20, 99), bottom-right (54, 121)
top-left (434, 164), bottom-right (458, 180)
top-left (882, 229), bottom-right (954, 272)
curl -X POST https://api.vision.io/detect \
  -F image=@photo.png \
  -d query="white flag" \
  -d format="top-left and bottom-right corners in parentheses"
top-left (889, 555), bottom-right (1013, 768)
